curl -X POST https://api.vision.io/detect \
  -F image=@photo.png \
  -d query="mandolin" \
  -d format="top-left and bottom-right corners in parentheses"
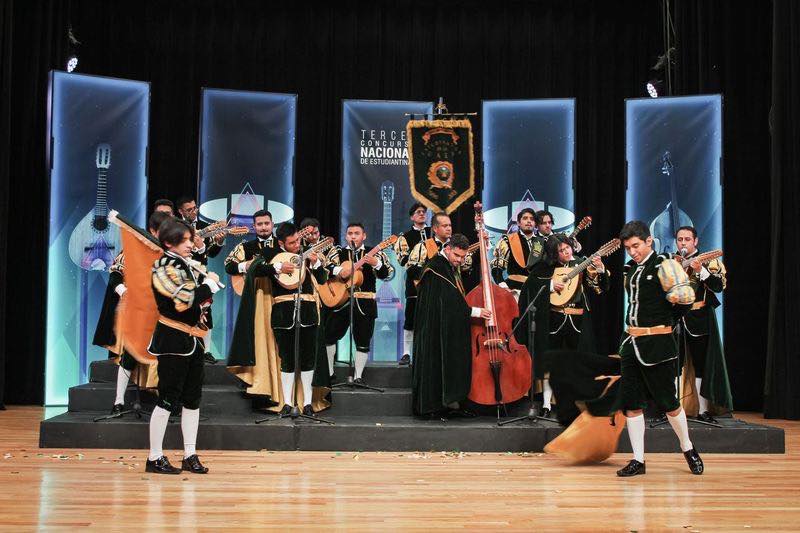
top-left (318, 235), bottom-right (398, 308)
top-left (271, 237), bottom-right (334, 290)
top-left (680, 249), bottom-right (723, 271)
top-left (550, 238), bottom-right (621, 307)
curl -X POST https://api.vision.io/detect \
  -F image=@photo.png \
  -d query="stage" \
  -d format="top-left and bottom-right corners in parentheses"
top-left (39, 360), bottom-right (785, 454)
top-left (2, 406), bottom-right (798, 530)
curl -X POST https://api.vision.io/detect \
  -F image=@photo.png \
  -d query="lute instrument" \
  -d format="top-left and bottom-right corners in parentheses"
top-left (466, 201), bottom-right (531, 406)
top-left (271, 237), bottom-right (334, 290)
top-left (679, 249), bottom-right (723, 272)
top-left (550, 238), bottom-right (621, 306)
top-left (318, 235), bottom-right (398, 308)
top-left (196, 221), bottom-right (249, 240)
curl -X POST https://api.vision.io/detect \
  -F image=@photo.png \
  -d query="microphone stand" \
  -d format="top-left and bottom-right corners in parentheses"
top-left (498, 284), bottom-right (556, 426)
top-left (257, 252), bottom-right (333, 424)
top-left (93, 364), bottom-right (150, 422)
top-left (332, 242), bottom-right (384, 393)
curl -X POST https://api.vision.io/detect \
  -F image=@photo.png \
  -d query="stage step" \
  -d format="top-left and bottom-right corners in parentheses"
top-left (39, 412), bottom-right (786, 453)
top-left (89, 359), bottom-right (411, 388)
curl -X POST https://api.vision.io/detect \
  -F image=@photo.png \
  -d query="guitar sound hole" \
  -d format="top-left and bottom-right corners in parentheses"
top-left (93, 217), bottom-right (108, 232)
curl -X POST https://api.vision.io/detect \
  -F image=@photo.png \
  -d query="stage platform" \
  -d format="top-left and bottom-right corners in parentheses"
top-left (39, 360), bottom-right (785, 453)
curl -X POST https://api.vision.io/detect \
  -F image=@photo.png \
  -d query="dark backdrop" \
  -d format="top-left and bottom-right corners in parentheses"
top-left (0, 0), bottom-right (791, 416)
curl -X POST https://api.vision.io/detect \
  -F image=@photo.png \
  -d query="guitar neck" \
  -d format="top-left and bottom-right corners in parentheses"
top-left (682, 250), bottom-right (722, 268)
top-left (353, 245), bottom-right (384, 269)
top-left (382, 201), bottom-right (392, 240)
top-left (563, 255), bottom-right (594, 280)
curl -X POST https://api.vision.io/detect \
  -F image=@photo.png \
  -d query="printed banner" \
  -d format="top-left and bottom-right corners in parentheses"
top-left (198, 88), bottom-right (297, 359)
top-left (481, 99), bottom-right (576, 240)
top-left (407, 119), bottom-right (475, 215)
top-left (625, 95), bottom-right (723, 326)
top-left (45, 71), bottom-right (150, 404)
top-left (341, 100), bottom-right (433, 362)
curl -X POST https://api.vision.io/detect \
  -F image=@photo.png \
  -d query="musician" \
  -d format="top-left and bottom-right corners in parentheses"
top-left (299, 217), bottom-right (325, 246)
top-left (615, 220), bottom-right (703, 477)
top-left (515, 234), bottom-right (608, 418)
top-left (393, 203), bottom-right (430, 366)
top-left (411, 234), bottom-right (491, 416)
top-left (674, 226), bottom-right (733, 422)
top-left (176, 196), bottom-right (224, 266)
top-left (528, 210), bottom-right (582, 268)
top-left (250, 222), bottom-right (326, 415)
top-left (324, 222), bottom-right (393, 385)
top-left (153, 199), bottom-right (175, 216)
top-left (407, 212), bottom-right (471, 275)
top-left (146, 218), bottom-right (221, 475)
top-left (491, 208), bottom-right (541, 296)
top-left (178, 196), bottom-right (223, 363)
top-left (94, 211), bottom-right (171, 415)
top-left (224, 209), bottom-right (276, 276)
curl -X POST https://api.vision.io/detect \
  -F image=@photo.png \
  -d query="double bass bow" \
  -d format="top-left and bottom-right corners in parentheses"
top-left (466, 202), bottom-right (532, 406)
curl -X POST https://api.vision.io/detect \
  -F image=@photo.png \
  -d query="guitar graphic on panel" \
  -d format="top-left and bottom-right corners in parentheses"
top-left (374, 180), bottom-right (404, 361)
top-left (68, 143), bottom-right (121, 271)
top-left (649, 151), bottom-right (692, 254)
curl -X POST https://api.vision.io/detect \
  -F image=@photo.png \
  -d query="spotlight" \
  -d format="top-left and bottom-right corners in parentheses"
top-left (646, 79), bottom-right (663, 98)
top-left (66, 54), bottom-right (78, 73)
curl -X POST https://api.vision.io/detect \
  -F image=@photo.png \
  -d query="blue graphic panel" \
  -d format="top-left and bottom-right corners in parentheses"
top-left (482, 99), bottom-right (576, 238)
top-left (46, 71), bottom-right (150, 404)
top-left (197, 89), bottom-right (297, 358)
top-left (625, 95), bottom-right (723, 327)
top-left (340, 100), bottom-right (433, 362)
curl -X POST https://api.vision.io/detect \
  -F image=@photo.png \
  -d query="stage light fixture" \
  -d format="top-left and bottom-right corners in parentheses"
top-left (66, 54), bottom-right (78, 73)
top-left (646, 79), bottom-right (663, 98)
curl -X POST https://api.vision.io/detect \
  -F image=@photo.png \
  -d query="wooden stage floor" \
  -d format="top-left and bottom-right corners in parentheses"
top-left (2, 406), bottom-right (799, 531)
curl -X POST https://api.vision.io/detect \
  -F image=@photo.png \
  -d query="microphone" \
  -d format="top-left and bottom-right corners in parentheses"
top-left (679, 248), bottom-right (688, 257)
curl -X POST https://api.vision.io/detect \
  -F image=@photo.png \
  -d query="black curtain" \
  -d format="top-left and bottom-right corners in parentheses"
top-left (765, 0), bottom-right (800, 420)
top-left (1, 0), bottom-right (779, 410)
top-left (0, 0), bottom-right (12, 409)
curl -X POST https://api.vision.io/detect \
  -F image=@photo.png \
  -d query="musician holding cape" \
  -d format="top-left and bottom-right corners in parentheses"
top-left (411, 234), bottom-right (491, 417)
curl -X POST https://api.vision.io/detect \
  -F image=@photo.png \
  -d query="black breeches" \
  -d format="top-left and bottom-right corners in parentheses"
top-left (156, 345), bottom-right (205, 411)
top-left (324, 303), bottom-right (375, 352)
top-left (274, 326), bottom-right (318, 373)
top-left (685, 334), bottom-right (708, 378)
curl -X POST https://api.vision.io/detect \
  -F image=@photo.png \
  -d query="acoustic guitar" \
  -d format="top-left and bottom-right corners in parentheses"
top-left (569, 216), bottom-right (592, 241)
top-left (550, 238), bottom-right (621, 307)
top-left (318, 235), bottom-right (398, 308)
top-left (230, 225), bottom-right (315, 296)
top-left (271, 237), bottom-right (334, 290)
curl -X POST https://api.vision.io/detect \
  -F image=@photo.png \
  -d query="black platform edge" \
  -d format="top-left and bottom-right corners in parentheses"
top-left (39, 412), bottom-right (785, 453)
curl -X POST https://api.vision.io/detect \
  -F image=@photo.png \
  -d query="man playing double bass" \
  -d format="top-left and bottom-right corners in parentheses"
top-left (412, 234), bottom-right (491, 417)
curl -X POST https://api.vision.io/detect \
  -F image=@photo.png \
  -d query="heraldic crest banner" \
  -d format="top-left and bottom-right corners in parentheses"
top-left (406, 118), bottom-right (475, 214)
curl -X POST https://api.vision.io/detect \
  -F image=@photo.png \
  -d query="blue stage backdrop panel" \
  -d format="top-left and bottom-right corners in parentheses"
top-left (340, 100), bottom-right (433, 362)
top-left (197, 88), bottom-right (297, 358)
top-left (625, 95), bottom-right (723, 325)
top-left (45, 71), bottom-right (150, 405)
top-left (481, 99), bottom-right (576, 239)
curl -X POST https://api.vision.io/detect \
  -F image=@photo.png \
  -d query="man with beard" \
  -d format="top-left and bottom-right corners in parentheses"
top-left (224, 209), bottom-right (276, 276)
top-left (491, 207), bottom-right (541, 298)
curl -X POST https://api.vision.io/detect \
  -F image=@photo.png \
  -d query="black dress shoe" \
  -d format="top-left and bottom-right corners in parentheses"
top-left (616, 459), bottom-right (646, 477)
top-left (278, 404), bottom-right (293, 416)
top-left (697, 411), bottom-right (718, 424)
top-left (329, 373), bottom-right (338, 385)
top-left (145, 456), bottom-right (182, 475)
top-left (110, 403), bottom-right (124, 416)
top-left (353, 377), bottom-right (366, 385)
top-left (446, 407), bottom-right (478, 418)
top-left (302, 404), bottom-right (315, 416)
top-left (540, 408), bottom-right (553, 419)
top-left (181, 454), bottom-right (209, 474)
top-left (683, 448), bottom-right (704, 475)
top-left (203, 352), bottom-right (217, 364)
top-left (398, 354), bottom-right (411, 366)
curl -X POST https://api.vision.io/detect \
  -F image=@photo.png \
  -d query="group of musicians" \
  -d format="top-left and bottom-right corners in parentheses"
top-left (95, 196), bottom-right (732, 477)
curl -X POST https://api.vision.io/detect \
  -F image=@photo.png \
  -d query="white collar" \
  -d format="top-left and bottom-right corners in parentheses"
top-left (635, 250), bottom-right (655, 266)
top-left (345, 244), bottom-right (366, 251)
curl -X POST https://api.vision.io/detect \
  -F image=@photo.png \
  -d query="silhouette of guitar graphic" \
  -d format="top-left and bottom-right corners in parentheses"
top-left (68, 144), bottom-right (121, 270)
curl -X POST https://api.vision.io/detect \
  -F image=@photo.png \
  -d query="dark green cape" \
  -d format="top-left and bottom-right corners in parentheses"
top-left (411, 255), bottom-right (472, 415)
top-left (680, 307), bottom-right (733, 412)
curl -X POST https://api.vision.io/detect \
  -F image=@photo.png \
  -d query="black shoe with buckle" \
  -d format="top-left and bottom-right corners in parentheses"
top-left (398, 354), bottom-right (411, 366)
top-left (302, 404), bottom-right (315, 417)
top-left (181, 454), bottom-right (209, 474)
top-left (203, 352), bottom-right (217, 364)
top-left (616, 459), bottom-right (646, 477)
top-left (145, 456), bottom-right (182, 475)
top-left (683, 448), bottom-right (704, 475)
top-left (110, 403), bottom-right (124, 416)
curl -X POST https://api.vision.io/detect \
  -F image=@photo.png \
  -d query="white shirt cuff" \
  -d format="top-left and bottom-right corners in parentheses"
top-left (499, 282), bottom-right (509, 290)
top-left (195, 244), bottom-right (206, 254)
top-left (333, 266), bottom-right (343, 276)
top-left (237, 261), bottom-right (248, 274)
top-left (203, 278), bottom-right (220, 294)
top-left (310, 258), bottom-right (322, 269)
top-left (372, 257), bottom-right (382, 271)
top-left (273, 262), bottom-right (283, 274)
top-left (470, 307), bottom-right (482, 318)
top-left (115, 284), bottom-right (127, 296)
top-left (699, 266), bottom-right (711, 280)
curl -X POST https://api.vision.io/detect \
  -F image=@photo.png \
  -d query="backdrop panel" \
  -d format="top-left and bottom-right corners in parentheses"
top-left (45, 71), bottom-right (149, 405)
top-left (197, 88), bottom-right (297, 359)
top-left (340, 100), bottom-right (433, 362)
top-left (625, 95), bottom-right (723, 324)
top-left (481, 99), bottom-right (576, 239)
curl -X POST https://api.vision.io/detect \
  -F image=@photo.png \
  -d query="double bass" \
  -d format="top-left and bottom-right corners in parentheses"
top-left (466, 202), bottom-right (532, 406)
